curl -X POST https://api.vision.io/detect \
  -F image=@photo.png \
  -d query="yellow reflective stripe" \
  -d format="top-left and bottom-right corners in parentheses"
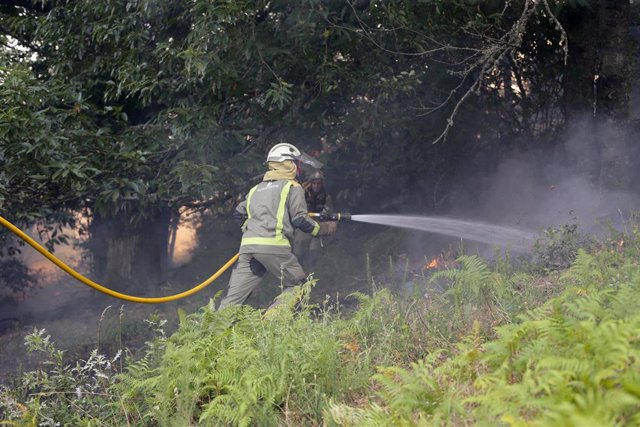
top-left (240, 181), bottom-right (293, 248)
top-left (311, 221), bottom-right (320, 237)
top-left (241, 237), bottom-right (291, 246)
top-left (245, 186), bottom-right (258, 219)
top-left (276, 182), bottom-right (293, 241)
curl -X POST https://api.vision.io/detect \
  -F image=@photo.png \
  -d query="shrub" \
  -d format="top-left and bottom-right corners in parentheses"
top-left (0, 329), bottom-right (123, 426)
top-left (532, 220), bottom-right (593, 273)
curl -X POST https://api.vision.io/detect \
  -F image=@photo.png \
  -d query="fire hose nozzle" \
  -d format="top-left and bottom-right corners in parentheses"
top-left (309, 212), bottom-right (352, 221)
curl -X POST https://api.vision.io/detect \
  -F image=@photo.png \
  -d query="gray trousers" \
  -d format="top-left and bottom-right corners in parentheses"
top-left (293, 230), bottom-right (322, 272)
top-left (218, 252), bottom-right (307, 309)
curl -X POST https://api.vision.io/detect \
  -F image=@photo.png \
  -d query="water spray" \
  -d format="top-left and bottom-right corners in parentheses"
top-left (310, 212), bottom-right (533, 248)
top-left (350, 214), bottom-right (535, 249)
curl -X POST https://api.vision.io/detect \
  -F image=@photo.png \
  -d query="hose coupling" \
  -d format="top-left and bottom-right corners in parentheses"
top-left (309, 212), bottom-right (352, 221)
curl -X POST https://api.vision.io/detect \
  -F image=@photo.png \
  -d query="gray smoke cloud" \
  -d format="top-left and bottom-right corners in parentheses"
top-left (447, 118), bottom-right (639, 238)
top-left (397, 118), bottom-right (640, 265)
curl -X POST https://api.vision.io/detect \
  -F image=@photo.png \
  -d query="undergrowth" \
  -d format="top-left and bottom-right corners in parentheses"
top-left (2, 225), bottom-right (640, 426)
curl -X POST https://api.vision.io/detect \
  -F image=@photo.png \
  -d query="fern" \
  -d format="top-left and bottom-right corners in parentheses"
top-left (561, 249), bottom-right (607, 290)
top-left (111, 281), bottom-right (413, 426)
top-left (430, 255), bottom-right (493, 307)
top-left (10, 228), bottom-right (640, 426)
top-left (331, 238), bottom-right (640, 426)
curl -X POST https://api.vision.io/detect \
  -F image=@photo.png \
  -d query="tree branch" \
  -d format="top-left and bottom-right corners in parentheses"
top-left (0, 0), bottom-right (51, 13)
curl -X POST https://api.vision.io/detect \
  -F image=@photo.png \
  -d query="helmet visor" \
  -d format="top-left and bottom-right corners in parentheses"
top-left (298, 152), bottom-right (324, 169)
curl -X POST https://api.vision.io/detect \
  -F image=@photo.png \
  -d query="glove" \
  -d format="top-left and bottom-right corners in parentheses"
top-left (318, 221), bottom-right (338, 236)
top-left (321, 206), bottom-right (332, 215)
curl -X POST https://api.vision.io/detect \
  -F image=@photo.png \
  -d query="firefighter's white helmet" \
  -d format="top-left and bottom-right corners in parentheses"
top-left (266, 143), bottom-right (301, 163)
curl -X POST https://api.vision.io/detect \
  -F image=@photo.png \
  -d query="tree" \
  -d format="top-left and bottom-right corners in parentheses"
top-left (0, 0), bottom-right (381, 289)
top-left (560, 0), bottom-right (634, 187)
top-left (1, 0), bottom-right (636, 296)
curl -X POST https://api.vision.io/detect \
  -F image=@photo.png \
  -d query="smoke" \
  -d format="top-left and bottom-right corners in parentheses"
top-left (449, 118), bottom-right (640, 235)
top-left (377, 117), bottom-right (640, 272)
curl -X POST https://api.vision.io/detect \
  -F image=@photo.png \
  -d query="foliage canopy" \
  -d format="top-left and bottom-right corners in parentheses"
top-left (1, 0), bottom-right (584, 229)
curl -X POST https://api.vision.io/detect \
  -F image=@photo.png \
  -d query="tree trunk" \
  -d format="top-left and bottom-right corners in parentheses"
top-left (562, 0), bottom-right (633, 188)
top-left (88, 209), bottom-right (172, 293)
top-left (563, 0), bottom-right (631, 120)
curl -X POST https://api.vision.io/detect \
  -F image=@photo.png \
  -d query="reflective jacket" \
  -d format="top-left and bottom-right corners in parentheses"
top-left (233, 179), bottom-right (321, 254)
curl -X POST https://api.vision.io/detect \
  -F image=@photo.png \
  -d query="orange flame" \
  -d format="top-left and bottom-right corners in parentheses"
top-left (425, 258), bottom-right (439, 269)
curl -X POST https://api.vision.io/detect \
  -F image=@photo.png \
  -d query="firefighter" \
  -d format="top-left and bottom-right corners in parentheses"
top-left (293, 169), bottom-right (333, 271)
top-left (218, 143), bottom-right (338, 309)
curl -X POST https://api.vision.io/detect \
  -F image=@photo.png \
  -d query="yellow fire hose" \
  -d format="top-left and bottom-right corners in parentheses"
top-left (0, 215), bottom-right (239, 304)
